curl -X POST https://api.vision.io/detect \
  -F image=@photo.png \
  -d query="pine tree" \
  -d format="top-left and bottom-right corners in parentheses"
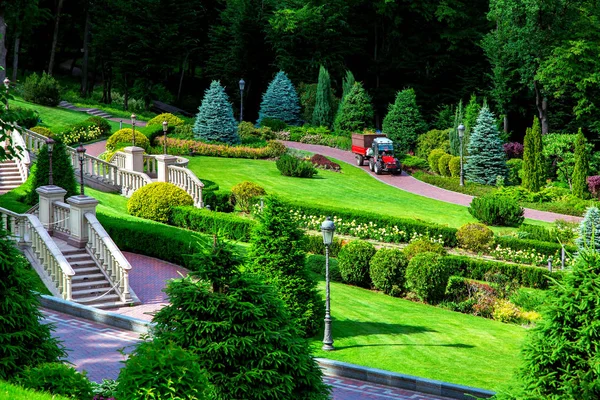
top-left (333, 82), bottom-right (374, 136)
top-left (572, 128), bottom-right (590, 199)
top-left (193, 81), bottom-right (240, 145)
top-left (463, 94), bottom-right (482, 157)
top-left (257, 71), bottom-right (302, 126)
top-left (340, 70), bottom-right (355, 103)
top-left (464, 106), bottom-right (508, 185)
top-left (247, 196), bottom-right (324, 337)
top-left (449, 100), bottom-right (464, 156)
top-left (312, 65), bottom-right (333, 128)
top-left (521, 117), bottom-right (545, 192)
top-left (382, 88), bottom-right (428, 154)
top-left (576, 207), bottom-right (600, 253)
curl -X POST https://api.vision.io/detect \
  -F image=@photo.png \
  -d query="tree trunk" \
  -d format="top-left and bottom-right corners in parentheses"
top-left (123, 73), bottom-right (129, 111)
top-left (11, 35), bottom-right (20, 81)
top-left (80, 4), bottom-right (91, 97)
top-left (177, 53), bottom-right (190, 102)
top-left (503, 114), bottom-right (509, 134)
top-left (534, 81), bottom-right (549, 134)
top-left (48, 0), bottom-right (65, 76)
top-left (0, 12), bottom-right (7, 82)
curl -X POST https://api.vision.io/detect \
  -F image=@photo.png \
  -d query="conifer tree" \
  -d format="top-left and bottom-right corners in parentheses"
top-left (333, 82), bottom-right (374, 136)
top-left (27, 139), bottom-right (77, 205)
top-left (248, 196), bottom-right (324, 337)
top-left (312, 65), bottom-right (333, 128)
top-left (193, 81), bottom-right (240, 145)
top-left (576, 207), bottom-right (600, 253)
top-left (462, 94), bottom-right (482, 156)
top-left (464, 106), bottom-right (507, 185)
top-left (572, 128), bottom-right (590, 199)
top-left (257, 71), bottom-right (302, 126)
top-left (449, 99), bottom-right (464, 156)
top-left (340, 70), bottom-right (355, 104)
top-left (521, 117), bottom-right (545, 192)
top-left (382, 88), bottom-right (428, 154)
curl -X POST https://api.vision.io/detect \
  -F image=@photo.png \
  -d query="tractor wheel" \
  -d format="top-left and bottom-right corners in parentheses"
top-left (369, 159), bottom-right (374, 171)
top-left (374, 162), bottom-right (382, 175)
top-left (356, 155), bottom-right (364, 166)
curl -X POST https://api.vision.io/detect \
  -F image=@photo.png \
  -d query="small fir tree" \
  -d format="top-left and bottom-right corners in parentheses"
top-left (333, 82), bottom-right (374, 136)
top-left (464, 106), bottom-right (508, 185)
top-left (27, 140), bottom-right (78, 205)
top-left (576, 207), bottom-right (600, 253)
top-left (193, 81), bottom-right (240, 145)
top-left (257, 71), bottom-right (302, 126)
top-left (312, 65), bottom-right (333, 127)
top-left (521, 117), bottom-right (545, 192)
top-left (335, 70), bottom-right (356, 119)
top-left (449, 100), bottom-right (464, 156)
top-left (382, 88), bottom-right (428, 154)
top-left (248, 196), bottom-right (324, 337)
top-left (463, 94), bottom-right (482, 156)
top-left (572, 128), bottom-right (590, 199)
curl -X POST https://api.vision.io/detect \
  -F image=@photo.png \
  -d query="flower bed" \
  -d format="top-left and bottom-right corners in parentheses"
top-left (156, 137), bottom-right (286, 159)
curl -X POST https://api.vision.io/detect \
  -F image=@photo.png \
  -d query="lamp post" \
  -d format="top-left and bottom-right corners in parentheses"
top-left (321, 216), bottom-right (336, 351)
top-left (162, 121), bottom-right (168, 155)
top-left (46, 138), bottom-right (55, 185)
top-left (239, 79), bottom-right (245, 122)
top-left (76, 143), bottom-right (86, 196)
top-left (131, 113), bottom-right (137, 147)
top-left (458, 123), bottom-right (465, 187)
top-left (3, 78), bottom-right (9, 111)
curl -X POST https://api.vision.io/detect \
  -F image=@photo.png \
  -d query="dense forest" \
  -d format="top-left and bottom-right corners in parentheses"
top-left (1, 0), bottom-right (599, 140)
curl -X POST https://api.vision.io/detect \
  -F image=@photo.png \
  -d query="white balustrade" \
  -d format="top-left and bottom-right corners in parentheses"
top-left (11, 129), bottom-right (30, 182)
top-left (51, 201), bottom-right (71, 235)
top-left (109, 151), bottom-right (127, 169)
top-left (167, 165), bottom-right (204, 207)
top-left (173, 156), bottom-right (189, 168)
top-left (118, 168), bottom-right (154, 197)
top-left (21, 128), bottom-right (46, 154)
top-left (143, 155), bottom-right (158, 177)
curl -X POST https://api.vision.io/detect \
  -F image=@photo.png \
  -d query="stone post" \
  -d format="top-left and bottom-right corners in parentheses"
top-left (122, 146), bottom-right (145, 173)
top-left (36, 185), bottom-right (67, 234)
top-left (66, 195), bottom-right (99, 248)
top-left (154, 154), bottom-right (178, 182)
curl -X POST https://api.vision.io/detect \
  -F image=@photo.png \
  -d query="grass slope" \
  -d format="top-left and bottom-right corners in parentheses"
top-left (0, 381), bottom-right (69, 400)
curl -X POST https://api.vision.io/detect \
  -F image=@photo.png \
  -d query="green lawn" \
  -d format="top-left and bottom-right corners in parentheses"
top-left (310, 279), bottom-right (526, 390)
top-left (0, 381), bottom-right (69, 400)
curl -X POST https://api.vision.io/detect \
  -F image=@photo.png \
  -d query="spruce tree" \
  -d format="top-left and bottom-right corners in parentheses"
top-left (333, 82), bottom-right (374, 136)
top-left (576, 207), bottom-right (600, 253)
top-left (312, 65), bottom-right (333, 128)
top-left (463, 94), bottom-right (482, 156)
top-left (449, 100), bottom-right (464, 156)
top-left (572, 128), bottom-right (590, 199)
top-left (193, 81), bottom-right (240, 145)
top-left (257, 71), bottom-right (302, 126)
top-left (248, 196), bottom-right (324, 337)
top-left (464, 106), bottom-right (507, 185)
top-left (382, 88), bottom-right (428, 154)
top-left (340, 70), bottom-right (355, 104)
top-left (521, 117), bottom-right (545, 192)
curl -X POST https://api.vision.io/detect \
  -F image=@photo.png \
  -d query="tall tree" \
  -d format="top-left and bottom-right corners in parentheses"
top-left (256, 71), bottom-right (301, 126)
top-left (382, 88), bottom-right (428, 154)
top-left (572, 128), bottom-right (590, 199)
top-left (449, 100), bottom-right (464, 156)
top-left (194, 81), bottom-right (240, 145)
top-left (0, 4), bottom-right (6, 82)
top-left (333, 81), bottom-right (374, 136)
top-left (47, 0), bottom-right (64, 76)
top-left (7, 0), bottom-right (46, 81)
top-left (521, 117), bottom-right (545, 193)
top-left (312, 65), bottom-right (333, 127)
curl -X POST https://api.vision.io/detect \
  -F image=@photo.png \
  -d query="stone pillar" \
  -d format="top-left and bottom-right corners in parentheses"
top-left (36, 185), bottom-right (67, 234)
top-left (122, 146), bottom-right (145, 173)
top-left (154, 154), bottom-right (178, 182)
top-left (66, 195), bottom-right (99, 248)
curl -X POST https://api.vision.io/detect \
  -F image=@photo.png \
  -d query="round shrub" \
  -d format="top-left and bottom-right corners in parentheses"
top-left (428, 149), bottom-right (447, 174)
top-left (11, 107), bottom-right (39, 128)
top-left (106, 128), bottom-right (150, 151)
top-left (30, 126), bottom-right (54, 138)
top-left (276, 153), bottom-right (317, 178)
top-left (438, 154), bottom-right (453, 177)
top-left (231, 181), bottom-right (266, 213)
top-left (337, 240), bottom-right (376, 288)
top-left (507, 158), bottom-right (523, 185)
top-left (260, 117), bottom-right (288, 132)
top-left (449, 156), bottom-right (461, 178)
top-left (22, 72), bottom-right (61, 106)
top-left (456, 223), bottom-right (494, 253)
top-left (19, 362), bottom-right (93, 400)
top-left (403, 238), bottom-right (446, 260)
top-left (85, 116), bottom-right (112, 136)
top-left (127, 182), bottom-right (193, 223)
top-left (405, 252), bottom-right (451, 304)
top-left (468, 194), bottom-right (524, 227)
top-left (146, 112), bottom-right (185, 128)
top-left (369, 248), bottom-right (408, 296)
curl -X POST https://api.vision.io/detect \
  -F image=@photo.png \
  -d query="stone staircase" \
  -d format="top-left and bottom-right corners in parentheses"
top-left (58, 100), bottom-right (112, 119)
top-left (0, 160), bottom-right (24, 194)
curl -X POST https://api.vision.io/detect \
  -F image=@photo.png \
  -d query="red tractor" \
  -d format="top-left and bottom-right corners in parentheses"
top-left (351, 133), bottom-right (402, 175)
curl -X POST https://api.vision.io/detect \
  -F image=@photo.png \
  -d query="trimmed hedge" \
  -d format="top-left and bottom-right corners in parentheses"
top-left (157, 137), bottom-right (286, 159)
top-left (494, 236), bottom-right (576, 259)
top-left (169, 206), bottom-right (256, 241)
top-left (302, 234), bottom-right (343, 258)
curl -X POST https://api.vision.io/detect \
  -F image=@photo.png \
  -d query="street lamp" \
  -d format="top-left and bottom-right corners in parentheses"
top-left (131, 113), bottom-right (137, 147)
top-left (239, 79), bottom-right (245, 122)
top-left (321, 216), bottom-right (336, 351)
top-left (162, 120), bottom-right (168, 155)
top-left (3, 78), bottom-right (9, 111)
top-left (77, 143), bottom-right (86, 196)
top-left (458, 123), bottom-right (465, 187)
top-left (46, 138), bottom-right (55, 185)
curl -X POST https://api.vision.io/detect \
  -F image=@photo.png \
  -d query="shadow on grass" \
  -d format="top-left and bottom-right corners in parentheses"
top-left (333, 342), bottom-right (475, 350)
top-left (331, 319), bottom-right (437, 339)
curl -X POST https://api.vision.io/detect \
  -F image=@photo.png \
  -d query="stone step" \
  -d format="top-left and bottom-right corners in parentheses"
top-left (0, 184), bottom-right (20, 190)
top-left (72, 287), bottom-right (115, 297)
top-left (62, 248), bottom-right (88, 256)
top-left (72, 280), bottom-right (111, 290)
top-left (74, 293), bottom-right (120, 305)
top-left (65, 253), bottom-right (92, 261)
top-left (0, 171), bottom-right (21, 177)
top-left (72, 273), bottom-right (105, 282)
top-left (70, 266), bottom-right (98, 274)
top-left (71, 262), bottom-right (98, 270)
top-left (0, 176), bottom-right (23, 183)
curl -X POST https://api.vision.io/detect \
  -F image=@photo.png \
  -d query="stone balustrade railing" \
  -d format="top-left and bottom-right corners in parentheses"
top-left (168, 165), bottom-right (204, 207)
top-left (51, 201), bottom-right (71, 235)
top-left (11, 128), bottom-right (30, 182)
top-left (67, 148), bottom-right (120, 186)
top-left (143, 155), bottom-right (158, 178)
top-left (21, 128), bottom-right (46, 154)
top-left (118, 168), bottom-right (153, 197)
top-left (85, 213), bottom-right (131, 302)
top-left (110, 152), bottom-right (127, 169)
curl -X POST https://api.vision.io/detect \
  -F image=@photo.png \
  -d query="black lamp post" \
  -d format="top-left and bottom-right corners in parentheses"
top-left (131, 113), bottom-right (137, 147)
top-left (321, 216), bottom-right (336, 351)
top-left (162, 120), bottom-right (168, 155)
top-left (46, 138), bottom-right (55, 185)
top-left (3, 78), bottom-right (9, 111)
top-left (77, 143), bottom-right (86, 196)
top-left (239, 79), bottom-right (245, 122)
top-left (458, 124), bottom-right (465, 186)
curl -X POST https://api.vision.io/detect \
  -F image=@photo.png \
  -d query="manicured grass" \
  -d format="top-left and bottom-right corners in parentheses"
top-left (310, 279), bottom-right (526, 390)
top-left (0, 381), bottom-right (69, 400)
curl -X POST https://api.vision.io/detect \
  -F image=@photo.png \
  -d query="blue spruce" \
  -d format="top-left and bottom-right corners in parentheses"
top-left (193, 81), bottom-right (240, 145)
top-left (257, 71), bottom-right (301, 126)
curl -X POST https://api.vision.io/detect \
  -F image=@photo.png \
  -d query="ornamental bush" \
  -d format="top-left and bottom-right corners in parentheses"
top-left (438, 154), bottom-right (453, 177)
top-left (160, 137), bottom-right (286, 159)
top-left (257, 71), bottom-right (302, 126)
top-left (259, 117), bottom-right (288, 132)
top-left (231, 181), bottom-right (266, 213)
top-left (428, 149), bottom-right (447, 174)
top-left (85, 116), bottom-right (112, 136)
top-left (576, 207), bottom-right (600, 253)
top-left (146, 113), bottom-right (185, 128)
top-left (127, 182), bottom-right (193, 223)
top-left (403, 238), bottom-right (446, 260)
top-left (382, 88), bottom-right (428, 154)
top-left (503, 142), bottom-right (524, 159)
top-left (194, 80), bottom-right (240, 145)
top-left (406, 252), bottom-right (451, 304)
top-left (238, 122), bottom-right (274, 141)
top-left (276, 153), bottom-right (317, 178)
top-left (522, 117), bottom-right (545, 192)
top-left (22, 72), bottom-right (61, 106)
top-left (468, 194), bottom-right (524, 227)
top-left (170, 206), bottom-right (254, 241)
top-left (337, 240), bottom-right (376, 288)
top-left (29, 126), bottom-right (54, 138)
top-left (507, 158), bottom-right (523, 185)
top-left (106, 128), bottom-right (150, 151)
top-left (369, 248), bottom-right (408, 296)
top-left (26, 140), bottom-right (77, 205)
top-left (10, 107), bottom-right (39, 128)
top-left (572, 129), bottom-right (590, 199)
top-left (449, 156), bottom-right (461, 177)
top-left (587, 176), bottom-right (600, 198)
top-left (456, 223), bottom-right (494, 253)
top-left (19, 363), bottom-right (93, 400)
top-left (58, 122), bottom-right (103, 146)
top-left (333, 82), bottom-right (374, 136)
top-left (415, 129), bottom-right (451, 159)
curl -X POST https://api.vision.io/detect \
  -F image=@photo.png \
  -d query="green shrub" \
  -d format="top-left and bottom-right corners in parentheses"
top-left (369, 248), bottom-right (408, 296)
top-left (11, 107), bottom-right (39, 128)
top-left (238, 121), bottom-right (275, 141)
top-left (29, 126), bottom-right (54, 138)
top-left (161, 137), bottom-right (286, 159)
top-left (449, 156), bottom-right (461, 177)
top-left (127, 182), bottom-right (193, 223)
top-left (172, 124), bottom-right (194, 140)
top-left (507, 158), bottom-right (523, 185)
top-left (302, 234), bottom-right (343, 258)
top-left (445, 276), bottom-right (472, 302)
top-left (400, 155), bottom-right (429, 171)
top-left (22, 72), bottom-right (61, 106)
top-left (170, 206), bottom-right (255, 241)
top-left (415, 129), bottom-right (450, 159)
top-left (518, 223), bottom-right (557, 243)
top-left (491, 299), bottom-right (521, 323)
top-left (382, 88), bottom-right (428, 154)
top-left (456, 223), bottom-right (494, 252)
top-left (116, 340), bottom-right (210, 400)
top-left (333, 81), bottom-right (374, 136)
top-left (259, 117), bottom-right (287, 132)
top-left (406, 252), bottom-right (451, 303)
top-left (468, 194), bottom-right (524, 226)
top-left (428, 149), bottom-right (447, 173)
top-left (305, 254), bottom-right (343, 282)
top-left (85, 116), bottom-right (112, 136)
top-left (403, 238), bottom-right (446, 260)
top-left (146, 113), bottom-right (185, 128)
top-left (201, 190), bottom-right (234, 213)
top-left (27, 140), bottom-right (77, 205)
top-left (231, 181), bottom-right (266, 213)
top-left (510, 287), bottom-right (549, 312)
top-left (106, 128), bottom-right (150, 151)
top-left (19, 363), bottom-right (92, 400)
top-left (276, 153), bottom-right (318, 178)
top-left (438, 154), bottom-right (452, 177)
top-left (494, 236), bottom-right (576, 259)
top-left (58, 121), bottom-right (103, 145)
top-left (337, 240), bottom-right (376, 287)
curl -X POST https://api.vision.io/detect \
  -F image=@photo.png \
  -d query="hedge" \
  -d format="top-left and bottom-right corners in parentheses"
top-left (494, 236), bottom-right (576, 258)
top-left (169, 206), bottom-right (256, 241)
top-left (302, 234), bottom-right (343, 258)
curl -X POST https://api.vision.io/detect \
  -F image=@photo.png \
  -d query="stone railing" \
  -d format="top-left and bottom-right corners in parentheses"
top-left (51, 201), bottom-right (71, 235)
top-left (85, 213), bottom-right (132, 303)
top-left (118, 168), bottom-right (153, 197)
top-left (21, 128), bottom-right (46, 154)
top-left (110, 152), bottom-right (127, 169)
top-left (168, 165), bottom-right (204, 207)
top-left (67, 148), bottom-right (120, 186)
top-left (143, 155), bottom-right (158, 178)
top-left (11, 129), bottom-right (30, 182)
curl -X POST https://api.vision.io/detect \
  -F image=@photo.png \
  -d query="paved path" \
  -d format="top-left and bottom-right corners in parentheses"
top-left (284, 141), bottom-right (582, 223)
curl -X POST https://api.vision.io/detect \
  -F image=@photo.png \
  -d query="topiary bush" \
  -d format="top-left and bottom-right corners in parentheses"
top-left (127, 182), bottom-right (193, 223)
top-left (22, 72), bottom-right (61, 106)
top-left (456, 223), bottom-right (494, 253)
top-left (468, 194), bottom-right (524, 227)
top-left (369, 248), bottom-right (408, 296)
top-left (428, 149), bottom-right (447, 174)
top-left (305, 254), bottom-right (343, 282)
top-left (194, 80), bottom-right (240, 145)
top-left (337, 240), bottom-right (376, 288)
top-left (231, 181), bottom-right (266, 213)
top-left (29, 126), bottom-right (54, 138)
top-left (106, 128), bottom-right (150, 151)
top-left (276, 153), bottom-right (317, 178)
top-left (449, 156), bottom-right (461, 177)
top-left (438, 153), bottom-right (452, 177)
top-left (85, 116), bottom-right (112, 136)
top-left (403, 238), bottom-right (446, 260)
top-left (146, 113), bottom-right (185, 128)
top-left (406, 252), bottom-right (451, 304)
top-left (18, 362), bottom-right (93, 400)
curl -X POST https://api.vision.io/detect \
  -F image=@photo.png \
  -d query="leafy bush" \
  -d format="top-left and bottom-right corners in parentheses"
top-left (517, 223), bottom-right (557, 243)
top-left (91, 380), bottom-right (118, 400)
top-left (302, 234), bottom-right (344, 258)
top-left (415, 129), bottom-right (450, 159)
top-left (337, 240), bottom-right (376, 288)
top-left (201, 190), bottom-right (234, 213)
top-left (510, 287), bottom-right (549, 312)
top-left (503, 142), bottom-right (524, 159)
top-left (587, 175), bottom-right (600, 198)
top-left (276, 153), bottom-right (318, 178)
top-left (403, 238), bottom-right (446, 260)
top-left (22, 72), bottom-right (61, 106)
top-left (448, 156), bottom-right (461, 178)
top-left (11, 107), bottom-right (39, 128)
top-left (428, 149), bottom-right (447, 174)
top-left (231, 181), bottom-right (266, 213)
top-left (146, 112), bottom-right (185, 128)
top-left (238, 121), bottom-right (274, 141)
top-left (158, 137), bottom-right (286, 159)
top-left (170, 206), bottom-right (256, 241)
top-left (400, 155), bottom-right (428, 171)
top-left (127, 182), bottom-right (193, 223)
top-left (456, 223), bottom-right (494, 252)
top-left (19, 363), bottom-right (92, 400)
top-left (172, 124), bottom-right (194, 140)
top-left (276, 125), bottom-right (352, 150)
top-left (369, 248), bottom-right (408, 296)
top-left (406, 252), bottom-right (451, 303)
top-left (259, 117), bottom-right (287, 132)
top-left (305, 254), bottom-right (343, 282)
top-left (468, 194), bottom-right (524, 226)
top-left (85, 116), bottom-right (112, 136)
top-left (507, 158), bottom-right (523, 185)
top-left (491, 299), bottom-right (521, 323)
top-left (59, 122), bottom-right (103, 145)
top-left (494, 235), bottom-right (576, 260)
top-left (106, 128), bottom-right (150, 151)
top-left (27, 140), bottom-right (77, 204)
top-left (310, 154), bottom-right (340, 171)
top-left (438, 154), bottom-right (452, 177)
top-left (30, 126), bottom-right (54, 138)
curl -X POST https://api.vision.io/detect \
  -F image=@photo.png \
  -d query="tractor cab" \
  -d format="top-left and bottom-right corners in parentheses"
top-left (372, 137), bottom-right (394, 156)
